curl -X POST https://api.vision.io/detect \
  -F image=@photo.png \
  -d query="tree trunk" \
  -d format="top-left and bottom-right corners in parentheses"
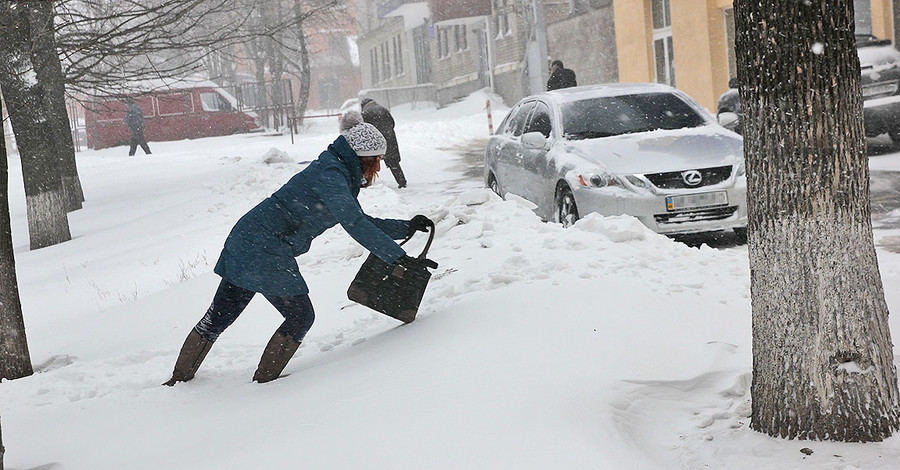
top-left (0, 414), bottom-right (4, 470)
top-left (735, 0), bottom-right (900, 442)
top-left (0, 90), bottom-right (33, 382)
top-left (27, 1), bottom-right (84, 212)
top-left (0, 4), bottom-right (72, 250)
top-left (292, 0), bottom-right (311, 127)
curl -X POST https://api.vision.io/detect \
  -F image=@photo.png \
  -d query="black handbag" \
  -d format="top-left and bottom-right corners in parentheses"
top-left (347, 222), bottom-right (438, 323)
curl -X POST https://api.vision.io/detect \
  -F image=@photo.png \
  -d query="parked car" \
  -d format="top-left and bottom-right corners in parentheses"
top-left (84, 81), bottom-right (260, 150)
top-left (718, 34), bottom-right (900, 140)
top-left (485, 83), bottom-right (747, 237)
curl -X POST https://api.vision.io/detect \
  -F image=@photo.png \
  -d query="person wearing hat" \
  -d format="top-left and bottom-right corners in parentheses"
top-left (359, 98), bottom-right (407, 188)
top-left (163, 117), bottom-right (434, 385)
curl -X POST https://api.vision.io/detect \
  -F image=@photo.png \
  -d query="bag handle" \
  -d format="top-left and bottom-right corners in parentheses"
top-left (398, 220), bottom-right (436, 264)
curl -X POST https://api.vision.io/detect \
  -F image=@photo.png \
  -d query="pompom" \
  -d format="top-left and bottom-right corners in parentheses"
top-left (339, 110), bottom-right (363, 132)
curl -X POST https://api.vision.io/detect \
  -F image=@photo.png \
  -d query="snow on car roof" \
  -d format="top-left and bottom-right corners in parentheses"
top-left (541, 83), bottom-right (679, 103)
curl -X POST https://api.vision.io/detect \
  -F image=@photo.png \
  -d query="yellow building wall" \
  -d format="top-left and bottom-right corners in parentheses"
top-left (670, 0), bottom-right (730, 111)
top-left (871, 0), bottom-right (894, 40)
top-left (613, 0), bottom-right (894, 111)
top-left (612, 0), bottom-right (655, 83)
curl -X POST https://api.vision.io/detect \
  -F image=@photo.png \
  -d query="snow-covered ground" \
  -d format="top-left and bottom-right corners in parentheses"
top-left (4, 90), bottom-right (900, 469)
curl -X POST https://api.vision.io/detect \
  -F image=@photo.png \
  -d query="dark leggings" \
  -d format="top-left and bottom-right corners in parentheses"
top-left (194, 279), bottom-right (315, 343)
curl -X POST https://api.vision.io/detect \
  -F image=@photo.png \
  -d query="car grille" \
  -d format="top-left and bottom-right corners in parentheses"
top-left (654, 206), bottom-right (738, 225)
top-left (644, 165), bottom-right (733, 189)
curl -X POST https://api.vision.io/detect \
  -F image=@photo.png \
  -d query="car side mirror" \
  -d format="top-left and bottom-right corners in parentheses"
top-left (718, 111), bottom-right (739, 128)
top-left (522, 131), bottom-right (549, 149)
top-left (728, 77), bottom-right (739, 89)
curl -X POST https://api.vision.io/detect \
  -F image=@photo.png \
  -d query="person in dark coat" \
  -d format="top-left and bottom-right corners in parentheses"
top-left (123, 97), bottom-right (151, 156)
top-left (360, 98), bottom-right (407, 188)
top-left (547, 60), bottom-right (577, 91)
top-left (163, 119), bottom-right (434, 385)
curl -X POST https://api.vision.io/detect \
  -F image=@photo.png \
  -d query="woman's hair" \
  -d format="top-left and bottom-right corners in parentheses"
top-left (359, 156), bottom-right (381, 188)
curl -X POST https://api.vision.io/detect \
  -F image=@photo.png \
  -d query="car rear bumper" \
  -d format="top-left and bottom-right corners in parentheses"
top-left (573, 181), bottom-right (747, 235)
top-left (864, 95), bottom-right (900, 137)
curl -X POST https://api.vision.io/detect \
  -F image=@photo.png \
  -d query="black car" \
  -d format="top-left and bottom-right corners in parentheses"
top-left (717, 34), bottom-right (900, 141)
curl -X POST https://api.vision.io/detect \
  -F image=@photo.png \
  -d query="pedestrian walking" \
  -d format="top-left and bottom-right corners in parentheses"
top-left (360, 98), bottom-right (407, 188)
top-left (163, 118), bottom-right (433, 385)
top-left (124, 97), bottom-right (151, 156)
top-left (547, 60), bottom-right (577, 91)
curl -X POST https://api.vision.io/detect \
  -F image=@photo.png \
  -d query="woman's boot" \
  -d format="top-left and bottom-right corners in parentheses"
top-left (163, 329), bottom-right (214, 386)
top-left (252, 330), bottom-right (301, 383)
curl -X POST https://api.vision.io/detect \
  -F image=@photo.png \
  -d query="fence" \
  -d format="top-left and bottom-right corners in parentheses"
top-left (225, 78), bottom-right (296, 130)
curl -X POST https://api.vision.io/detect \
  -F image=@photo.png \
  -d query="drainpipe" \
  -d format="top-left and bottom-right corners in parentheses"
top-left (485, 16), bottom-right (496, 92)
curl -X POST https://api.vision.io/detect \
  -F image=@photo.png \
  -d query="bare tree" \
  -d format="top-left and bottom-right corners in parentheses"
top-left (0, 93), bottom-right (33, 381)
top-left (735, 0), bottom-right (900, 441)
top-left (28, 1), bottom-right (84, 212)
top-left (0, 2), bottom-right (72, 250)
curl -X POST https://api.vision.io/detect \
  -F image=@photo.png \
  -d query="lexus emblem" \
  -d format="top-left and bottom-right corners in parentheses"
top-left (682, 170), bottom-right (703, 186)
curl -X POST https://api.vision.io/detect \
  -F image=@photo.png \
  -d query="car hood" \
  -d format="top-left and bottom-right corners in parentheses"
top-left (555, 125), bottom-right (743, 175)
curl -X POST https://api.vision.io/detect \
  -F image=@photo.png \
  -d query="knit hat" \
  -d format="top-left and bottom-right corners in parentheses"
top-left (342, 122), bottom-right (387, 157)
top-left (339, 110), bottom-right (363, 132)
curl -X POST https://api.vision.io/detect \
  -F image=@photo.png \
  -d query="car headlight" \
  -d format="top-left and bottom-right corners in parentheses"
top-left (624, 174), bottom-right (649, 189)
top-left (577, 172), bottom-right (615, 188)
top-left (735, 161), bottom-right (746, 177)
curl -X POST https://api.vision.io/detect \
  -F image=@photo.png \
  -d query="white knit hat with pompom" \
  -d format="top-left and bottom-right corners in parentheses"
top-left (342, 122), bottom-right (387, 157)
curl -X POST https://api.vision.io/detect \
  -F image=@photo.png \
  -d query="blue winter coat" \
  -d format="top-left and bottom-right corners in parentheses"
top-left (214, 135), bottom-right (410, 296)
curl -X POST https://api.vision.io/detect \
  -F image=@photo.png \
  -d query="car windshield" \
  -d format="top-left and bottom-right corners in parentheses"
top-left (561, 93), bottom-right (707, 140)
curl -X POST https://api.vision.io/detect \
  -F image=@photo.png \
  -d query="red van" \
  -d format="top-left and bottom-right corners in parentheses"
top-left (84, 83), bottom-right (260, 150)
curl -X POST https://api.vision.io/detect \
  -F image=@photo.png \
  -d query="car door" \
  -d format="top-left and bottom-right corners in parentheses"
top-left (518, 100), bottom-right (554, 207)
top-left (486, 102), bottom-right (519, 189)
top-left (493, 101), bottom-right (535, 198)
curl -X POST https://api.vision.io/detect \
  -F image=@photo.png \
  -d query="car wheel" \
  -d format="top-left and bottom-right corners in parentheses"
top-left (890, 130), bottom-right (900, 144)
top-left (556, 185), bottom-right (579, 228)
top-left (733, 227), bottom-right (748, 244)
top-left (487, 173), bottom-right (502, 198)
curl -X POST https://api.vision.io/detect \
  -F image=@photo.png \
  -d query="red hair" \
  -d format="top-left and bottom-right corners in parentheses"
top-left (360, 156), bottom-right (381, 188)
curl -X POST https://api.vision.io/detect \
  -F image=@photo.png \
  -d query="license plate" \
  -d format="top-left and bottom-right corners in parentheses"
top-left (666, 191), bottom-right (728, 211)
top-left (863, 81), bottom-right (898, 97)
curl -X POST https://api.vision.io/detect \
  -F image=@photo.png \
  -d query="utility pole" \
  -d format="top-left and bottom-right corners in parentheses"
top-left (523, 0), bottom-right (548, 94)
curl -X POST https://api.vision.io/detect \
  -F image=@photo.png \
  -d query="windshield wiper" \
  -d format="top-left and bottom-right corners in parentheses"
top-left (563, 130), bottom-right (618, 140)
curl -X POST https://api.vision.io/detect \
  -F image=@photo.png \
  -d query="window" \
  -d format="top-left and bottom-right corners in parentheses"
top-left (494, 0), bottom-right (511, 37)
top-left (524, 102), bottom-right (552, 137)
top-left (560, 93), bottom-right (705, 139)
top-left (438, 27), bottom-right (450, 58)
top-left (455, 25), bottom-right (468, 52)
top-left (496, 103), bottom-right (520, 134)
top-left (381, 42), bottom-right (391, 79)
top-left (371, 48), bottom-right (380, 83)
top-left (394, 35), bottom-right (404, 75)
top-left (97, 96), bottom-right (154, 122)
top-left (508, 102), bottom-right (535, 137)
top-left (724, 8), bottom-right (736, 80)
top-left (199, 92), bottom-right (233, 112)
top-left (157, 92), bottom-right (192, 116)
top-left (651, 0), bottom-right (675, 86)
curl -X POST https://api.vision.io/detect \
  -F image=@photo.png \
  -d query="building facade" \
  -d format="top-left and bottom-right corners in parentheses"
top-left (354, 0), bottom-right (620, 107)
top-left (612, 0), bottom-right (896, 111)
top-left (354, 0), bottom-right (897, 110)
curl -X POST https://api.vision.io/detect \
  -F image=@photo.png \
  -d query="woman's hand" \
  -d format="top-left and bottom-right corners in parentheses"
top-left (407, 215), bottom-right (433, 237)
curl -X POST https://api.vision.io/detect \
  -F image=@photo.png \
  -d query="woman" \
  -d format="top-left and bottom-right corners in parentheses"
top-left (164, 118), bottom-right (432, 385)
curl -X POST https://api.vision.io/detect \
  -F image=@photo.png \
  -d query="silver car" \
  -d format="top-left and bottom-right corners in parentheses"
top-left (484, 83), bottom-right (747, 237)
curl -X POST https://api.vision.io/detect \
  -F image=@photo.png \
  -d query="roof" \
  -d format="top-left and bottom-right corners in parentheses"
top-left (537, 83), bottom-right (678, 104)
